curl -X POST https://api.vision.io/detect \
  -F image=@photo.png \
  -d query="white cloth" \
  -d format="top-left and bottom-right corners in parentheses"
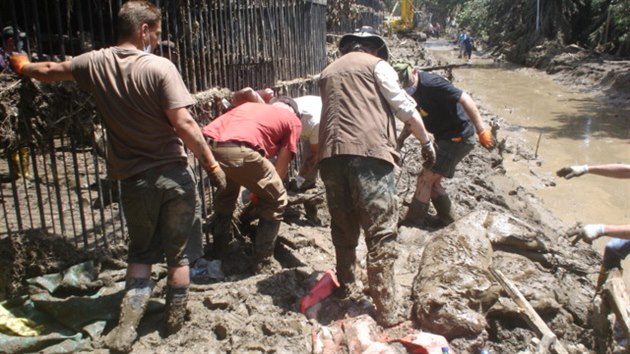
top-left (294, 95), bottom-right (322, 145)
top-left (374, 61), bottom-right (421, 123)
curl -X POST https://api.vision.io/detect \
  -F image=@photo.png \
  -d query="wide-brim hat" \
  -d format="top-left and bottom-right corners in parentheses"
top-left (338, 26), bottom-right (388, 61)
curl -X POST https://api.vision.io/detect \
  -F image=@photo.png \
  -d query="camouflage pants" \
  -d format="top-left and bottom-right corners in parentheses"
top-left (320, 156), bottom-right (398, 319)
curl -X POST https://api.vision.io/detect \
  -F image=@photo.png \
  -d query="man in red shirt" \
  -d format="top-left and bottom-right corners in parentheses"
top-left (203, 96), bottom-right (302, 274)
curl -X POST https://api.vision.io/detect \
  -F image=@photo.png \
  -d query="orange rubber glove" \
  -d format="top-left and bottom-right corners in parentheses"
top-left (478, 129), bottom-right (495, 149)
top-left (9, 53), bottom-right (30, 75)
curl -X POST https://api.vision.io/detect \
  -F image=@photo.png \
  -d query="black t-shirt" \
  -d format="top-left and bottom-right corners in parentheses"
top-left (411, 71), bottom-right (474, 140)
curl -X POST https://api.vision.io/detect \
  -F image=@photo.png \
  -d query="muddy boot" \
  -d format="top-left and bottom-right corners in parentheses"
top-left (253, 218), bottom-right (281, 274)
top-left (210, 213), bottom-right (239, 257)
top-left (595, 265), bottom-right (609, 291)
top-left (103, 278), bottom-right (154, 352)
top-left (400, 199), bottom-right (429, 227)
top-left (431, 194), bottom-right (456, 226)
top-left (164, 286), bottom-right (189, 336)
top-left (367, 243), bottom-right (401, 328)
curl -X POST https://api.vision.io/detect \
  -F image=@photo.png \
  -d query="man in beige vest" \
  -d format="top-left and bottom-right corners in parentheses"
top-left (318, 26), bottom-right (436, 327)
top-left (11, 1), bottom-right (226, 351)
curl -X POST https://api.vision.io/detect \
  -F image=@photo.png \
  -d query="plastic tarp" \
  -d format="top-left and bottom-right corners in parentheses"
top-left (0, 261), bottom-right (162, 353)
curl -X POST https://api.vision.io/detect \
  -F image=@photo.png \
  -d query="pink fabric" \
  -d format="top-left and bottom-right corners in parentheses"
top-left (202, 102), bottom-right (302, 157)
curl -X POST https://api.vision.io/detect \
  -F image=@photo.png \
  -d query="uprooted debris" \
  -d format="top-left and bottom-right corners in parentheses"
top-left (1, 39), bottom-right (627, 354)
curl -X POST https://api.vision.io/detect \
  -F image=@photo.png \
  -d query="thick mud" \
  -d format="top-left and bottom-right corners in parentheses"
top-left (1, 38), bottom-right (627, 353)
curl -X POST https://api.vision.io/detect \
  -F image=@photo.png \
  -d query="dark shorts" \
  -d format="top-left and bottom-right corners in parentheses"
top-left (120, 163), bottom-right (202, 267)
top-left (431, 135), bottom-right (475, 178)
top-left (603, 238), bottom-right (630, 270)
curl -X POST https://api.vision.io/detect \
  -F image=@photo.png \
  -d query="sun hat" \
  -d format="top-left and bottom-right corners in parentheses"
top-left (338, 26), bottom-right (389, 61)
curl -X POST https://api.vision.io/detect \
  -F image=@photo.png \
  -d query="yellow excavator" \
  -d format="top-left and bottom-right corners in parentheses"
top-left (384, 0), bottom-right (427, 41)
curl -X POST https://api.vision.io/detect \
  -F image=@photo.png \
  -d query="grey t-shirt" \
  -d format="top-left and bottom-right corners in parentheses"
top-left (72, 47), bottom-right (195, 180)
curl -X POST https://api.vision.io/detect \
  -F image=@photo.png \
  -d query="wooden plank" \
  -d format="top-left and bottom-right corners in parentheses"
top-left (602, 268), bottom-right (630, 344)
top-left (490, 268), bottom-right (569, 354)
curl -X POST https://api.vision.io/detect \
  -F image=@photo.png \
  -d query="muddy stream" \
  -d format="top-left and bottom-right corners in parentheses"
top-left (425, 40), bottom-right (630, 286)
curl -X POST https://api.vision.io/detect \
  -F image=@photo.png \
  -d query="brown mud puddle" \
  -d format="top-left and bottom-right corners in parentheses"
top-left (424, 39), bottom-right (630, 285)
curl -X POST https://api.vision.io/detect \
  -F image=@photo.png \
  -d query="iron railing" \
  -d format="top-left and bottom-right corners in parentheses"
top-left (0, 0), bottom-right (385, 252)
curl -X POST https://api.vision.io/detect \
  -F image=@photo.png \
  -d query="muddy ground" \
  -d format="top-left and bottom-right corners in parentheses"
top-left (1, 38), bottom-right (628, 354)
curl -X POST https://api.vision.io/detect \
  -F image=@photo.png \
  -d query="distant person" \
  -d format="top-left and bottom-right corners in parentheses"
top-left (1, 26), bottom-right (26, 73)
top-left (290, 95), bottom-right (322, 192)
top-left (202, 97), bottom-right (301, 274)
top-left (462, 32), bottom-right (474, 60)
top-left (2, 26), bottom-right (31, 180)
top-left (558, 163), bottom-right (630, 288)
top-left (11, 1), bottom-right (226, 350)
top-left (319, 26), bottom-right (435, 328)
top-left (457, 30), bottom-right (467, 58)
top-left (393, 61), bottom-right (494, 228)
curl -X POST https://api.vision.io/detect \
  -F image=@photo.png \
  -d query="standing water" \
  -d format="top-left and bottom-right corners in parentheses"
top-left (425, 40), bottom-right (630, 285)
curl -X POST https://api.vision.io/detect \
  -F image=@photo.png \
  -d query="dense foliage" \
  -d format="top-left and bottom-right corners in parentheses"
top-left (382, 0), bottom-right (630, 57)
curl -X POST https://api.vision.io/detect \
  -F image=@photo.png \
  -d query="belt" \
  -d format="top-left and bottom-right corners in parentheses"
top-left (125, 161), bottom-right (186, 181)
top-left (207, 139), bottom-right (258, 151)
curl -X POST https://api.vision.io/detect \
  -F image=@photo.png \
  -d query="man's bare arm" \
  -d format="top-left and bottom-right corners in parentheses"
top-left (165, 107), bottom-right (218, 171)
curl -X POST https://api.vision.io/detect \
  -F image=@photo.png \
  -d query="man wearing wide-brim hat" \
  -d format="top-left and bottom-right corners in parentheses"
top-left (317, 26), bottom-right (436, 328)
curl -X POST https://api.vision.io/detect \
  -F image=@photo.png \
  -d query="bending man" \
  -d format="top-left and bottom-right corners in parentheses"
top-left (394, 62), bottom-right (494, 227)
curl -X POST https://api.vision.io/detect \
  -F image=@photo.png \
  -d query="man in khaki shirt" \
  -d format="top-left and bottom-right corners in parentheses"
top-left (11, 1), bottom-right (225, 351)
top-left (318, 26), bottom-right (435, 328)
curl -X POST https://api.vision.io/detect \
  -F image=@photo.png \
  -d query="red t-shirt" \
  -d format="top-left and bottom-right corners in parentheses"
top-left (202, 102), bottom-right (302, 157)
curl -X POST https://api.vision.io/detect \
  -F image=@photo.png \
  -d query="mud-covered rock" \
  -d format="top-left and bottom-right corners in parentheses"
top-left (412, 211), bottom-right (499, 339)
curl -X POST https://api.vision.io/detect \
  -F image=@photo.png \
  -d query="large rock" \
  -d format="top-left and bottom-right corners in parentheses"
top-left (411, 210), bottom-right (499, 339)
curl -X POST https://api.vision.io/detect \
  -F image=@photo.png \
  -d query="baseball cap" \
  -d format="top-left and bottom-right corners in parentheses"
top-left (392, 61), bottom-right (414, 88)
top-left (269, 96), bottom-right (301, 119)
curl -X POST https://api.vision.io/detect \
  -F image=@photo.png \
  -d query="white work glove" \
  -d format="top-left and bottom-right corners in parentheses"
top-left (556, 165), bottom-right (588, 179)
top-left (294, 175), bottom-right (306, 189)
top-left (567, 223), bottom-right (605, 245)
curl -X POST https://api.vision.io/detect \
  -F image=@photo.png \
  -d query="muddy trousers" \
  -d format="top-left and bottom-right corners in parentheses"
top-left (104, 278), bottom-right (154, 352)
top-left (320, 156), bottom-right (400, 326)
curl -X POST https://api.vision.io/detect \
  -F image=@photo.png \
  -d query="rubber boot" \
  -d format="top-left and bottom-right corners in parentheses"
top-left (19, 147), bottom-right (30, 179)
top-left (10, 148), bottom-right (31, 180)
top-left (210, 213), bottom-right (239, 257)
top-left (366, 243), bottom-right (401, 328)
top-left (431, 194), bottom-right (456, 226)
top-left (400, 199), bottom-right (430, 227)
top-left (104, 278), bottom-right (154, 352)
top-left (253, 218), bottom-right (281, 274)
top-left (164, 286), bottom-right (189, 336)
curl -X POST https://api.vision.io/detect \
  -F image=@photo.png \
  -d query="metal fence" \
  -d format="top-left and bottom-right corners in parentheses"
top-left (1, 0), bottom-right (328, 94)
top-left (0, 0), bottom-right (385, 252)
